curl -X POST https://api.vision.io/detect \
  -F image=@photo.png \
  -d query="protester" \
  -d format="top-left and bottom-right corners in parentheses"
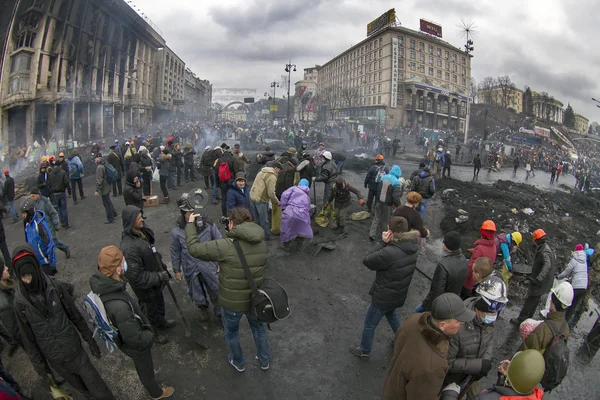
top-left (36, 162), bottom-right (52, 200)
top-left (13, 244), bottom-right (114, 400)
top-left (48, 159), bottom-right (70, 229)
top-left (30, 187), bottom-right (70, 259)
top-left (280, 179), bottom-right (313, 251)
top-left (462, 220), bottom-right (497, 298)
top-left (107, 145), bottom-right (124, 197)
top-left (473, 154), bottom-right (482, 180)
top-left (20, 198), bottom-right (56, 276)
top-left (2, 170), bottom-right (18, 222)
top-left (393, 191), bottom-right (429, 238)
top-left (171, 194), bottom-right (221, 320)
top-left (95, 153), bottom-right (118, 224)
top-left (217, 144), bottom-right (238, 218)
top-left (411, 166), bottom-right (435, 220)
top-left (442, 150), bottom-right (452, 178)
top-left (232, 143), bottom-right (250, 173)
top-left (226, 172), bottom-right (251, 215)
top-left (123, 170), bottom-right (144, 210)
top-left (67, 149), bottom-right (86, 204)
top-left (89, 246), bottom-right (175, 399)
top-left (0, 209), bottom-right (10, 273)
top-left (325, 178), bottom-right (364, 234)
top-left (185, 207), bottom-right (269, 372)
top-left (314, 151), bottom-right (338, 206)
top-left (557, 244), bottom-right (588, 323)
top-left (382, 293), bottom-right (476, 400)
top-left (511, 229), bottom-right (556, 325)
top-left (158, 149), bottom-right (172, 204)
top-left (363, 155), bottom-right (388, 213)
top-left (350, 216), bottom-right (419, 359)
top-left (495, 231), bottom-right (522, 272)
top-left (250, 161), bottom-right (281, 241)
top-left (121, 206), bottom-right (175, 344)
top-left (0, 260), bottom-right (20, 354)
top-left (173, 143), bottom-right (184, 187)
top-left (138, 146), bottom-right (154, 196)
top-left (296, 152), bottom-right (315, 186)
top-left (199, 145), bottom-right (214, 189)
top-left (416, 231), bottom-right (468, 312)
top-left (183, 144), bottom-right (197, 182)
top-left (369, 165), bottom-right (403, 241)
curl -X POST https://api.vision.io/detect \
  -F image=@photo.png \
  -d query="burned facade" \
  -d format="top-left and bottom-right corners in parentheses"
top-left (0, 0), bottom-right (210, 151)
top-left (183, 68), bottom-right (212, 120)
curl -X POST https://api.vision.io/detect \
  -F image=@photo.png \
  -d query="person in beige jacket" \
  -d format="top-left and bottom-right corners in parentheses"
top-left (249, 162), bottom-right (281, 240)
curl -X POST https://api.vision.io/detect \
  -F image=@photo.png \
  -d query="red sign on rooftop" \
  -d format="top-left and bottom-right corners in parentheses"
top-left (419, 19), bottom-right (443, 38)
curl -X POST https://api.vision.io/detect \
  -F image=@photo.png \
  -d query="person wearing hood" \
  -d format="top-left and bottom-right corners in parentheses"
top-left (557, 244), bottom-right (588, 323)
top-left (0, 260), bottom-right (22, 385)
top-left (441, 276), bottom-right (508, 399)
top-left (462, 221), bottom-right (498, 299)
top-left (272, 156), bottom-right (297, 236)
top-left (58, 152), bottom-right (72, 199)
top-left (369, 165), bottom-right (403, 241)
top-left (183, 143), bottom-right (197, 182)
top-left (2, 170), bottom-right (18, 222)
top-left (473, 154), bottom-right (482, 180)
top-left (138, 146), bottom-right (154, 196)
top-left (217, 145), bottom-right (239, 219)
top-left (89, 246), bottom-right (175, 400)
top-left (123, 170), bottom-right (144, 210)
top-left (315, 151), bottom-right (338, 206)
top-left (47, 160), bottom-right (70, 229)
top-left (411, 167), bottom-right (435, 220)
top-left (256, 147), bottom-right (275, 169)
top-left (67, 149), bottom-right (86, 204)
top-left (30, 187), bottom-right (70, 259)
top-left (296, 152), bottom-right (315, 187)
top-left (416, 231), bottom-right (468, 313)
top-left (157, 149), bottom-right (172, 204)
top-left (199, 145), bottom-right (214, 189)
top-left (12, 244), bottom-right (114, 400)
top-left (227, 172), bottom-right (251, 214)
top-left (325, 178), bottom-right (364, 234)
top-left (171, 195), bottom-right (221, 321)
top-left (20, 198), bottom-right (56, 276)
top-left (36, 162), bottom-right (53, 201)
top-left (280, 179), bottom-right (313, 251)
top-left (106, 145), bottom-right (124, 197)
top-left (250, 162), bottom-right (281, 241)
top-left (363, 155), bottom-right (388, 213)
top-left (511, 229), bottom-right (556, 325)
top-left (120, 205), bottom-right (174, 344)
top-left (95, 153), bottom-right (118, 223)
top-left (185, 207), bottom-right (269, 372)
top-left (350, 217), bottom-right (420, 360)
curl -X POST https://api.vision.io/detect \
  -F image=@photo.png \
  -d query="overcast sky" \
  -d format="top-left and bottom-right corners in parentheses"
top-left (132, 0), bottom-right (600, 122)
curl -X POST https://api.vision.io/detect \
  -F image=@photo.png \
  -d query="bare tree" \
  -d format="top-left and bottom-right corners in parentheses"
top-left (477, 77), bottom-right (497, 105)
top-left (496, 75), bottom-right (515, 108)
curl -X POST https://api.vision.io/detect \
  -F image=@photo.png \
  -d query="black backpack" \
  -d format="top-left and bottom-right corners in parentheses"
top-left (540, 320), bottom-right (570, 392)
top-left (233, 240), bottom-right (290, 327)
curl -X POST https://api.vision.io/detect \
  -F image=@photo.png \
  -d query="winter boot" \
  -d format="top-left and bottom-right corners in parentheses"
top-left (153, 387), bottom-right (175, 399)
top-left (332, 225), bottom-right (342, 232)
top-left (198, 306), bottom-right (209, 322)
top-left (162, 196), bottom-right (170, 204)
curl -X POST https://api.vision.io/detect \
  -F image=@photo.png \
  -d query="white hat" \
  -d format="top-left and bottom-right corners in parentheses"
top-left (323, 151), bottom-right (332, 160)
top-left (139, 146), bottom-right (147, 152)
top-left (160, 145), bottom-right (165, 150)
top-left (205, 145), bottom-right (212, 150)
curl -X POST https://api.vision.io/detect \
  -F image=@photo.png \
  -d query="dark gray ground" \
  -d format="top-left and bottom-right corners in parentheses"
top-left (3, 138), bottom-right (598, 399)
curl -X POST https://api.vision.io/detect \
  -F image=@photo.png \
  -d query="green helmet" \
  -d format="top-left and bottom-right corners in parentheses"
top-left (506, 350), bottom-right (545, 394)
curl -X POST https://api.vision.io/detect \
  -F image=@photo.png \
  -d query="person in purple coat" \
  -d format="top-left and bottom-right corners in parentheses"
top-left (280, 179), bottom-right (313, 251)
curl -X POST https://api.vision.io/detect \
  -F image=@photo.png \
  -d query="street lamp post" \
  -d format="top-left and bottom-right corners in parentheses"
top-left (270, 80), bottom-right (279, 125)
top-left (284, 61), bottom-right (296, 123)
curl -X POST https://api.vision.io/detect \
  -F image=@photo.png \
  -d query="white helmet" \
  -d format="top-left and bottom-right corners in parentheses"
top-left (323, 151), bottom-right (332, 160)
top-left (438, 147), bottom-right (443, 151)
top-left (551, 281), bottom-right (574, 308)
top-left (475, 275), bottom-right (508, 304)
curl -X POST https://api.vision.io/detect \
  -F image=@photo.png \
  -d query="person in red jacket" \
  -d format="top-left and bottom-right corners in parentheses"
top-left (462, 220), bottom-right (497, 299)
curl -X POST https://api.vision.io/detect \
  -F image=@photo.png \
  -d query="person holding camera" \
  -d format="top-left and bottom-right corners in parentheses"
top-left (121, 205), bottom-right (175, 345)
top-left (185, 207), bottom-right (269, 372)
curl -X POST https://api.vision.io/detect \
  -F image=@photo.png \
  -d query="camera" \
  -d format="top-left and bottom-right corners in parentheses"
top-left (220, 216), bottom-right (230, 231)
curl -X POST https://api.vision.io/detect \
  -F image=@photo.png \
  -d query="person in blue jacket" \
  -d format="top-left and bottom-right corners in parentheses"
top-left (20, 198), bottom-right (56, 276)
top-left (495, 231), bottom-right (522, 271)
top-left (226, 172), bottom-right (251, 215)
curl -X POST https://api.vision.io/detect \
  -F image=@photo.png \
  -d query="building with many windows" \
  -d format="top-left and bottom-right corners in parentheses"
top-left (316, 23), bottom-right (472, 133)
top-left (574, 113), bottom-right (589, 134)
top-left (532, 92), bottom-right (564, 124)
top-left (183, 68), bottom-right (212, 120)
top-left (477, 86), bottom-right (523, 114)
top-left (153, 45), bottom-right (184, 120)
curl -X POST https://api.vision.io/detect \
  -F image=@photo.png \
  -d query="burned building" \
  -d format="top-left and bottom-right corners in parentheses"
top-left (0, 0), bottom-right (166, 149)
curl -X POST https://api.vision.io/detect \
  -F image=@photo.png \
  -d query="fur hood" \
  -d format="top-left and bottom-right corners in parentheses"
top-left (418, 312), bottom-right (449, 357)
top-left (391, 229), bottom-right (421, 243)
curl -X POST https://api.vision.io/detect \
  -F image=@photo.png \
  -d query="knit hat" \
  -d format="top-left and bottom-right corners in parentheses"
top-left (287, 147), bottom-right (297, 154)
top-left (443, 231), bottom-right (462, 251)
top-left (30, 187), bottom-right (40, 195)
top-left (3, 169), bottom-right (8, 175)
top-left (299, 179), bottom-right (309, 187)
top-left (98, 246), bottom-right (124, 277)
top-left (575, 244), bottom-right (584, 251)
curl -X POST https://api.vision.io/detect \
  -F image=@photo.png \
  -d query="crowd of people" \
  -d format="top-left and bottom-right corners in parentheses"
top-left (0, 119), bottom-right (598, 400)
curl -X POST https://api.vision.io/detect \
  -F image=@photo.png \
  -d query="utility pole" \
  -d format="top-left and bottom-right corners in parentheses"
top-left (284, 61), bottom-right (296, 123)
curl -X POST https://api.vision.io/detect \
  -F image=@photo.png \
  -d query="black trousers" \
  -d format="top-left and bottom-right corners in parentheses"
top-left (111, 178), bottom-right (122, 196)
top-left (101, 194), bottom-right (117, 222)
top-left (141, 173), bottom-right (152, 196)
top-left (0, 358), bottom-right (19, 392)
top-left (366, 189), bottom-right (377, 212)
top-left (177, 167), bottom-right (183, 185)
top-left (443, 166), bottom-right (451, 177)
top-left (473, 166), bottom-right (480, 178)
top-left (50, 350), bottom-right (115, 400)
top-left (0, 240), bottom-right (11, 275)
top-left (70, 179), bottom-right (85, 201)
top-left (129, 349), bottom-right (162, 398)
top-left (203, 175), bottom-right (210, 189)
top-left (184, 163), bottom-right (195, 181)
top-left (159, 176), bottom-right (169, 198)
top-left (567, 288), bottom-right (587, 321)
top-left (221, 183), bottom-right (230, 217)
top-left (517, 294), bottom-right (542, 322)
top-left (140, 291), bottom-right (167, 329)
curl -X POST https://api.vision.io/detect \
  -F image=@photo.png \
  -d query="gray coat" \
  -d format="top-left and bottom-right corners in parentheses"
top-left (95, 162), bottom-right (112, 196)
top-left (170, 216), bottom-right (221, 306)
top-left (557, 250), bottom-right (588, 290)
top-left (445, 297), bottom-right (495, 385)
top-left (34, 195), bottom-right (59, 236)
top-left (529, 239), bottom-right (556, 297)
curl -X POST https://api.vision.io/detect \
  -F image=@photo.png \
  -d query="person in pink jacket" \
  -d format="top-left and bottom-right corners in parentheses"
top-left (462, 220), bottom-right (497, 298)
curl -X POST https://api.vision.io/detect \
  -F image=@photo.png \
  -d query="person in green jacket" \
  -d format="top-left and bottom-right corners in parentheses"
top-left (89, 246), bottom-right (175, 400)
top-left (185, 207), bottom-right (269, 373)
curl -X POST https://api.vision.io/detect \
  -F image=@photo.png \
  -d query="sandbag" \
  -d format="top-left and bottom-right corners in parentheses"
top-left (351, 211), bottom-right (370, 221)
top-left (315, 203), bottom-right (336, 228)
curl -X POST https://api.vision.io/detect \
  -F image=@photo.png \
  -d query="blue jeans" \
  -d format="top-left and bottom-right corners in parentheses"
top-left (53, 192), bottom-right (68, 226)
top-left (221, 308), bottom-right (269, 367)
top-left (168, 171), bottom-right (176, 189)
top-left (360, 303), bottom-right (400, 354)
top-left (7, 201), bottom-right (17, 220)
top-left (211, 168), bottom-right (219, 199)
top-left (418, 198), bottom-right (429, 220)
top-left (414, 304), bottom-right (425, 313)
top-left (336, 161), bottom-right (344, 173)
top-left (251, 202), bottom-right (270, 240)
top-left (53, 237), bottom-right (69, 252)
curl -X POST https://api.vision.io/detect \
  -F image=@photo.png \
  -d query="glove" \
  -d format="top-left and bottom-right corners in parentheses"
top-left (359, 199), bottom-right (365, 206)
top-left (158, 271), bottom-right (170, 282)
top-left (88, 339), bottom-right (102, 359)
top-left (80, 173), bottom-right (85, 178)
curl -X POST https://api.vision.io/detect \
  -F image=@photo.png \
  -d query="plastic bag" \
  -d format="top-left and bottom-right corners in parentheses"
top-left (315, 203), bottom-right (336, 228)
top-left (500, 262), bottom-right (512, 286)
top-left (152, 167), bottom-right (159, 183)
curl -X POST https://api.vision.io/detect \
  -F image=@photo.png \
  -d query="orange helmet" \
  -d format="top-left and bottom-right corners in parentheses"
top-left (41, 156), bottom-right (47, 162)
top-left (375, 154), bottom-right (384, 161)
top-left (532, 229), bottom-right (546, 241)
top-left (481, 220), bottom-right (496, 232)
top-left (59, 152), bottom-right (65, 157)
top-left (130, 141), bottom-right (134, 145)
top-left (49, 155), bottom-right (56, 161)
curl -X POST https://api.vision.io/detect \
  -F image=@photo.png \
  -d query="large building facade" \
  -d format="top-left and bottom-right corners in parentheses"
top-left (477, 86), bottom-right (523, 114)
top-left (531, 92), bottom-right (564, 124)
top-left (183, 68), bottom-right (212, 120)
top-left (574, 113), bottom-right (589, 134)
top-left (316, 24), bottom-right (472, 133)
top-left (153, 45), bottom-right (184, 120)
top-left (0, 0), bottom-right (167, 148)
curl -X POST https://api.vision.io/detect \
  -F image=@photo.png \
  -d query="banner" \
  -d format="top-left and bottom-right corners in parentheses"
top-left (533, 126), bottom-right (550, 138)
top-left (391, 37), bottom-right (399, 108)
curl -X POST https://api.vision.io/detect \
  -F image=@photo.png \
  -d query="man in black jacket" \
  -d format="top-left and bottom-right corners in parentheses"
top-left (120, 206), bottom-right (174, 344)
top-left (138, 146), bottom-right (154, 196)
top-left (0, 261), bottom-right (23, 395)
top-left (47, 161), bottom-right (70, 229)
top-left (107, 146), bottom-right (124, 197)
top-left (350, 216), bottom-right (420, 359)
top-left (473, 154), bottom-right (482, 180)
top-left (183, 144), bottom-right (196, 182)
top-left (417, 231), bottom-right (468, 312)
top-left (363, 155), bottom-right (387, 213)
top-left (12, 244), bottom-right (114, 399)
top-left (2, 170), bottom-right (18, 222)
top-left (90, 246), bottom-right (175, 399)
top-left (123, 170), bottom-right (144, 210)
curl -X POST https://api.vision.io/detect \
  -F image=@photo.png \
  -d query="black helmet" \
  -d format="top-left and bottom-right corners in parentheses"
top-left (20, 198), bottom-right (35, 213)
top-left (177, 193), bottom-right (194, 212)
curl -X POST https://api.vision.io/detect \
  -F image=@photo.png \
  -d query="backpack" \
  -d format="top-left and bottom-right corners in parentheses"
top-left (374, 165), bottom-right (386, 183)
top-left (434, 152), bottom-right (443, 163)
top-left (233, 240), bottom-right (290, 327)
top-left (83, 292), bottom-right (120, 352)
top-left (540, 320), bottom-right (570, 392)
top-left (102, 162), bottom-right (118, 184)
top-left (218, 161), bottom-right (232, 182)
